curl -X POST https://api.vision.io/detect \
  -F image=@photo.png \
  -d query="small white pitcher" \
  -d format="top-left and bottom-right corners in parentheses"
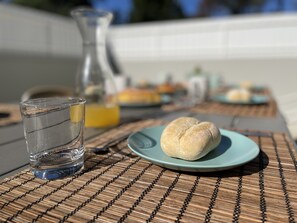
top-left (188, 76), bottom-right (208, 104)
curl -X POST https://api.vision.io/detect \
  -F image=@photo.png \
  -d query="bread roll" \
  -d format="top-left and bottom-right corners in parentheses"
top-left (226, 88), bottom-right (251, 102)
top-left (118, 88), bottom-right (161, 104)
top-left (160, 117), bottom-right (221, 161)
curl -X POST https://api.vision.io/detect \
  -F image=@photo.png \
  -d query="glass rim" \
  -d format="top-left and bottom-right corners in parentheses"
top-left (71, 7), bottom-right (112, 19)
top-left (20, 97), bottom-right (86, 108)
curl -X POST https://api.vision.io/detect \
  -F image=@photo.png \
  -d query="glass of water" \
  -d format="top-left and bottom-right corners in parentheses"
top-left (20, 97), bottom-right (86, 180)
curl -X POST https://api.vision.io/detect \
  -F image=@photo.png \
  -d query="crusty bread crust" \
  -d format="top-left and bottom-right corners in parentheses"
top-left (160, 117), bottom-right (221, 161)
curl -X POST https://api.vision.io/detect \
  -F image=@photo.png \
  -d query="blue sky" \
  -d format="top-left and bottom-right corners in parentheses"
top-left (91, 0), bottom-right (201, 22)
top-left (91, 0), bottom-right (297, 23)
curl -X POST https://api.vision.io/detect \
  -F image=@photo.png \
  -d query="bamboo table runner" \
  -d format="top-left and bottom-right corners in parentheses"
top-left (0, 103), bottom-right (21, 127)
top-left (1, 119), bottom-right (296, 222)
top-left (163, 89), bottom-right (277, 118)
top-left (163, 100), bottom-right (277, 118)
top-left (190, 99), bottom-right (277, 117)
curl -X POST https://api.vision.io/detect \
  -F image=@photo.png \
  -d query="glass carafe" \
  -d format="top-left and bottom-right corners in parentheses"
top-left (71, 7), bottom-right (120, 128)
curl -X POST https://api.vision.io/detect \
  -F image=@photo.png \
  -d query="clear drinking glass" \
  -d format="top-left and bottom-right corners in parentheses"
top-left (71, 7), bottom-right (120, 128)
top-left (20, 97), bottom-right (86, 180)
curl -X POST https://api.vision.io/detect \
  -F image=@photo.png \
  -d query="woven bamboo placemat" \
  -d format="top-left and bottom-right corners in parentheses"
top-left (1, 119), bottom-right (296, 222)
top-left (0, 103), bottom-right (21, 127)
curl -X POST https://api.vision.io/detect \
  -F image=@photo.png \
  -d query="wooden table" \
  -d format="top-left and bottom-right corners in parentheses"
top-left (0, 97), bottom-right (296, 222)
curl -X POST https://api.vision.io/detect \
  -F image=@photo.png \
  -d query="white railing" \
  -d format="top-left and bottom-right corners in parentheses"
top-left (1, 3), bottom-right (297, 61)
top-left (0, 3), bottom-right (81, 57)
top-left (111, 14), bottom-right (297, 62)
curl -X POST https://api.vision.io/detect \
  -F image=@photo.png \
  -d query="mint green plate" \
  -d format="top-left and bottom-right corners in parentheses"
top-left (212, 94), bottom-right (269, 105)
top-left (127, 126), bottom-right (259, 172)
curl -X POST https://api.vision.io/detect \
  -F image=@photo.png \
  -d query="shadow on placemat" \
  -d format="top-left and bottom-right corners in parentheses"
top-left (178, 150), bottom-right (269, 178)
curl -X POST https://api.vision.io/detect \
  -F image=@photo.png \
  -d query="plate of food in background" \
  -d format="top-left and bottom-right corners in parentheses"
top-left (118, 88), bottom-right (164, 108)
top-left (227, 81), bottom-right (266, 93)
top-left (212, 88), bottom-right (269, 105)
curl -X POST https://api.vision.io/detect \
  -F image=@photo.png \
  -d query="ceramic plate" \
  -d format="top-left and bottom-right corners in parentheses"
top-left (212, 94), bottom-right (269, 105)
top-left (127, 126), bottom-right (259, 172)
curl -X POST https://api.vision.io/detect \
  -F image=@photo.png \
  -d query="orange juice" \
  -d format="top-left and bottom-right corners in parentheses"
top-left (70, 104), bottom-right (84, 123)
top-left (85, 104), bottom-right (120, 128)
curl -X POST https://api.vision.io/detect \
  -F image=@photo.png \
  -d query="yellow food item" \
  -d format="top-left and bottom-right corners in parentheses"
top-left (160, 117), bottom-right (221, 161)
top-left (118, 88), bottom-right (161, 104)
top-left (226, 88), bottom-right (251, 102)
top-left (70, 104), bottom-right (84, 123)
top-left (85, 104), bottom-right (120, 128)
